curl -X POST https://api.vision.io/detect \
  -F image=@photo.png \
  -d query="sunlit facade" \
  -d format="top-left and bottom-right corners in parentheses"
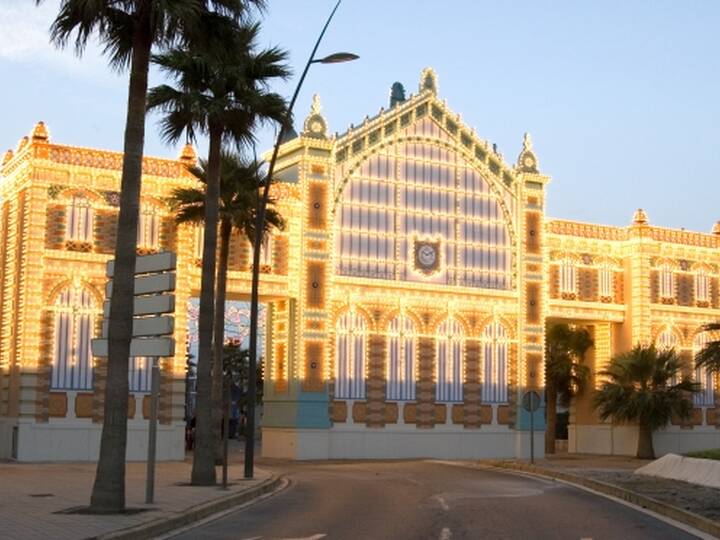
top-left (1, 69), bottom-right (719, 461)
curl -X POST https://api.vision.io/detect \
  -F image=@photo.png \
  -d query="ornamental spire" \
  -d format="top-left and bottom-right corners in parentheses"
top-left (632, 208), bottom-right (649, 225)
top-left (302, 94), bottom-right (328, 139)
top-left (516, 131), bottom-right (539, 173)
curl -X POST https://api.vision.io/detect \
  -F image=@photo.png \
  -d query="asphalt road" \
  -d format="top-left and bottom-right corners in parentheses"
top-left (172, 460), bottom-right (702, 540)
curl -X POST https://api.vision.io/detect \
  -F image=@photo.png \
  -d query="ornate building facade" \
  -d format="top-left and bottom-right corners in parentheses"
top-left (1, 68), bottom-right (718, 461)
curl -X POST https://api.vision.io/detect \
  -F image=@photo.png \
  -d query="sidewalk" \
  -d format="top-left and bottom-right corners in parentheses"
top-left (0, 445), bottom-right (278, 540)
top-left (485, 453), bottom-right (720, 538)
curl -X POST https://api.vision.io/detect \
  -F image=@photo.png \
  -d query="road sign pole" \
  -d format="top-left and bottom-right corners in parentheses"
top-left (530, 396), bottom-right (535, 464)
top-left (145, 357), bottom-right (160, 504)
top-left (222, 373), bottom-right (230, 490)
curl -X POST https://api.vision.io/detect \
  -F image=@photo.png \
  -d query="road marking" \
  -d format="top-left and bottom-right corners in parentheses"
top-left (433, 494), bottom-right (449, 510)
top-left (281, 535), bottom-right (326, 540)
top-left (440, 527), bottom-right (452, 540)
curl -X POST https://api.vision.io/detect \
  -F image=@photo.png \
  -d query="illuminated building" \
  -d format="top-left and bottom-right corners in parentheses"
top-left (0, 69), bottom-right (718, 461)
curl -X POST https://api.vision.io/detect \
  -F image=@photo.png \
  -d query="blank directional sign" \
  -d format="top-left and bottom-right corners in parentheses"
top-left (103, 295), bottom-right (175, 318)
top-left (105, 273), bottom-right (176, 298)
top-left (101, 315), bottom-right (174, 338)
top-left (91, 337), bottom-right (175, 358)
top-left (106, 251), bottom-right (176, 277)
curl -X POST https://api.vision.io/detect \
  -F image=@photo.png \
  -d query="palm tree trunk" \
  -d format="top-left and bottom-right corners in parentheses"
top-left (191, 126), bottom-right (222, 486)
top-left (90, 18), bottom-right (152, 513)
top-left (637, 422), bottom-right (655, 459)
top-left (212, 218), bottom-right (232, 462)
top-left (545, 381), bottom-right (557, 455)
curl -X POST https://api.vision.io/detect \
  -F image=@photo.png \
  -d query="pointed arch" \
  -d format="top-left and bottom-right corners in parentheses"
top-left (654, 325), bottom-right (682, 351)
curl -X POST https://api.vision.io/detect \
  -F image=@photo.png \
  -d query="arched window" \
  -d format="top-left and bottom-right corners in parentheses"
top-left (387, 314), bottom-right (416, 401)
top-left (481, 321), bottom-right (509, 403)
top-left (66, 195), bottom-right (93, 243)
top-left (560, 259), bottom-right (577, 295)
top-left (51, 286), bottom-right (96, 390)
top-left (436, 318), bottom-right (464, 402)
top-left (655, 327), bottom-right (678, 351)
top-left (599, 263), bottom-right (614, 298)
top-left (137, 204), bottom-right (160, 250)
top-left (335, 132), bottom-right (514, 290)
top-left (194, 225), bottom-right (204, 260)
top-left (693, 333), bottom-right (714, 406)
top-left (129, 356), bottom-right (153, 393)
top-left (695, 268), bottom-right (710, 303)
top-left (660, 263), bottom-right (674, 299)
top-left (259, 235), bottom-right (273, 267)
top-left (335, 311), bottom-right (366, 399)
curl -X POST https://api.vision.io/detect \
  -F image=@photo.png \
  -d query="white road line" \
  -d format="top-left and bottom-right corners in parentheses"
top-left (434, 494), bottom-right (449, 511)
top-left (281, 535), bottom-right (327, 540)
top-left (440, 527), bottom-right (452, 540)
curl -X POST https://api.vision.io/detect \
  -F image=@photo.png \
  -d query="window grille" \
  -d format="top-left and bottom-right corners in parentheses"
top-left (695, 269), bottom-right (709, 303)
top-left (137, 204), bottom-right (160, 249)
top-left (334, 311), bottom-right (366, 399)
top-left (387, 315), bottom-right (416, 401)
top-left (660, 264), bottom-right (674, 299)
top-left (129, 356), bottom-right (153, 393)
top-left (560, 259), bottom-right (577, 294)
top-left (599, 264), bottom-right (613, 298)
top-left (693, 333), bottom-right (715, 406)
top-left (481, 321), bottom-right (509, 403)
top-left (51, 286), bottom-right (96, 390)
top-left (66, 195), bottom-right (93, 242)
top-left (436, 318), bottom-right (464, 402)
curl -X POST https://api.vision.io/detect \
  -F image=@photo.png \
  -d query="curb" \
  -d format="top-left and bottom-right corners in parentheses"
top-left (488, 461), bottom-right (720, 538)
top-left (94, 475), bottom-right (283, 540)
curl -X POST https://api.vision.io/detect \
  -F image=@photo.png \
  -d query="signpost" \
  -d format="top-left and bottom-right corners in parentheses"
top-left (91, 252), bottom-right (177, 505)
top-left (522, 390), bottom-right (541, 464)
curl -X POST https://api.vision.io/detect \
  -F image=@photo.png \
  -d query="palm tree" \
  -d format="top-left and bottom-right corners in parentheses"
top-left (148, 27), bottom-right (289, 485)
top-left (695, 322), bottom-right (720, 374)
top-left (594, 344), bottom-right (699, 459)
top-left (38, 0), bottom-right (255, 512)
top-left (545, 324), bottom-right (592, 454)
top-left (171, 152), bottom-right (284, 460)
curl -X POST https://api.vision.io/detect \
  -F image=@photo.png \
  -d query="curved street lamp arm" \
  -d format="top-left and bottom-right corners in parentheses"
top-left (244, 0), bottom-right (344, 479)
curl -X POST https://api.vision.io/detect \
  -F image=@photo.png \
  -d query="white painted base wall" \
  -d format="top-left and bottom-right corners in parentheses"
top-left (263, 426), bottom-right (544, 460)
top-left (0, 418), bottom-right (185, 461)
top-left (570, 423), bottom-right (720, 457)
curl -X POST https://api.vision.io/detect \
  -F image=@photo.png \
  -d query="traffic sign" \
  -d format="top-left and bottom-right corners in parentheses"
top-left (91, 337), bottom-right (175, 358)
top-left (522, 390), bottom-right (541, 412)
top-left (101, 315), bottom-right (174, 338)
top-left (103, 294), bottom-right (175, 318)
top-left (105, 273), bottom-right (176, 297)
top-left (106, 251), bottom-right (176, 277)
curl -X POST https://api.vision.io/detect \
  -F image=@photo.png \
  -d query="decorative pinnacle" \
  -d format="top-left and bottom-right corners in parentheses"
top-left (632, 208), bottom-right (649, 225)
top-left (311, 94), bottom-right (322, 116)
top-left (31, 121), bottom-right (49, 142)
top-left (712, 221), bottom-right (720, 236)
top-left (16, 136), bottom-right (29, 153)
top-left (523, 132), bottom-right (533, 152)
top-left (2, 149), bottom-right (13, 166)
top-left (178, 143), bottom-right (197, 165)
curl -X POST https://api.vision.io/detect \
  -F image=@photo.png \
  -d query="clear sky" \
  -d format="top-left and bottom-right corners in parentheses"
top-left (2, 0), bottom-right (720, 231)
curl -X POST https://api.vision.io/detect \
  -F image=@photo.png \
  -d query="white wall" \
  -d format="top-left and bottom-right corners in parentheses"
top-left (263, 425), bottom-right (544, 461)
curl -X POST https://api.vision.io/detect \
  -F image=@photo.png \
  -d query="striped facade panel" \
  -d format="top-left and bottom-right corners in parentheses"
top-left (129, 356), bottom-right (153, 393)
top-left (66, 196), bottom-right (93, 242)
top-left (51, 287), bottom-right (95, 390)
top-left (387, 315), bottom-right (416, 401)
top-left (693, 333), bottom-right (715, 407)
top-left (481, 322), bottom-right (508, 403)
top-left (435, 318), bottom-right (463, 403)
top-left (334, 311), bottom-right (366, 399)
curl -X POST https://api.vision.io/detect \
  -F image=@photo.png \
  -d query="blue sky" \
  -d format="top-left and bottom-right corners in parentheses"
top-left (2, 1), bottom-right (720, 231)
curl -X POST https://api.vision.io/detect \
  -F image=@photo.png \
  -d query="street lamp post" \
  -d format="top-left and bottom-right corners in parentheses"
top-left (244, 0), bottom-right (358, 479)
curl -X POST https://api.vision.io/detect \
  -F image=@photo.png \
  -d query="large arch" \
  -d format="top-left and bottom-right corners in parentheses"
top-left (333, 131), bottom-right (516, 291)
